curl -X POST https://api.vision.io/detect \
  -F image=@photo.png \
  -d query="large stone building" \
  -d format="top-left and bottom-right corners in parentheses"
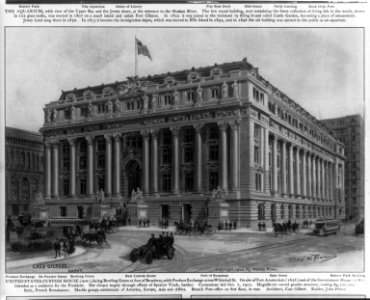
top-left (39, 58), bottom-right (345, 227)
top-left (321, 114), bottom-right (364, 219)
top-left (5, 127), bottom-right (44, 217)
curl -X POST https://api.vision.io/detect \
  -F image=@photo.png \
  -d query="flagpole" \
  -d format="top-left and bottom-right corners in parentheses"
top-left (135, 35), bottom-right (137, 77)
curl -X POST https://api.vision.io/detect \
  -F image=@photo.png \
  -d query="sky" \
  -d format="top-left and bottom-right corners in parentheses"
top-left (5, 28), bottom-right (364, 132)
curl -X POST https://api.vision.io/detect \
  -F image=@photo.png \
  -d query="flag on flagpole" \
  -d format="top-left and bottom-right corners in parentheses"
top-left (135, 38), bottom-right (152, 60)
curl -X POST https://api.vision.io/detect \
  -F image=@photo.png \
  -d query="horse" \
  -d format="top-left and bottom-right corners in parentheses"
top-left (273, 223), bottom-right (288, 237)
top-left (174, 221), bottom-right (191, 235)
top-left (292, 222), bottom-right (299, 233)
top-left (82, 232), bottom-right (104, 248)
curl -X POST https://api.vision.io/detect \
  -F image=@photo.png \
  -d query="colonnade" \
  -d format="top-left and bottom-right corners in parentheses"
top-left (270, 135), bottom-right (343, 201)
top-left (43, 120), bottom-right (240, 199)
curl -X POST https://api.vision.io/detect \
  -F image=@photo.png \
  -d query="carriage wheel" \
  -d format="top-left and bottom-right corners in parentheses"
top-left (166, 247), bottom-right (175, 260)
top-left (130, 250), bottom-right (138, 262)
top-left (145, 251), bottom-right (153, 264)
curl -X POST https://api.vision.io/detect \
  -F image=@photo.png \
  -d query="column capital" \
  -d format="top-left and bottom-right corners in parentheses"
top-left (67, 137), bottom-right (76, 146)
top-left (140, 130), bottom-right (151, 139)
top-left (85, 135), bottom-right (93, 145)
top-left (44, 141), bottom-right (52, 149)
top-left (193, 123), bottom-right (204, 133)
top-left (104, 134), bottom-right (112, 143)
top-left (229, 119), bottom-right (240, 130)
top-left (150, 129), bottom-right (159, 139)
top-left (170, 126), bottom-right (181, 136)
top-left (112, 132), bottom-right (122, 141)
top-left (217, 121), bottom-right (228, 131)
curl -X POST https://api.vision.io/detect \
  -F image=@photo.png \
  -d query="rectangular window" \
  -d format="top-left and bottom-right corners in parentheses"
top-left (79, 157), bottom-right (87, 170)
top-left (63, 157), bottom-right (70, 171)
top-left (162, 131), bottom-right (172, 145)
top-left (184, 172), bottom-right (194, 192)
top-left (254, 146), bottom-right (260, 164)
top-left (209, 145), bottom-right (219, 161)
top-left (162, 174), bottom-right (171, 192)
top-left (60, 206), bottom-right (67, 217)
top-left (209, 171), bottom-right (219, 191)
top-left (63, 179), bottom-right (69, 196)
top-left (187, 90), bottom-right (195, 102)
top-left (184, 146), bottom-right (194, 163)
top-left (255, 173), bottom-right (262, 191)
top-left (162, 148), bottom-right (171, 164)
top-left (97, 154), bottom-right (105, 169)
top-left (80, 179), bottom-right (86, 195)
top-left (209, 127), bottom-right (219, 140)
top-left (98, 176), bottom-right (105, 190)
top-left (211, 87), bottom-right (219, 99)
top-left (183, 128), bottom-right (194, 143)
top-left (64, 108), bottom-right (71, 120)
top-left (97, 103), bottom-right (106, 114)
top-left (164, 95), bottom-right (172, 106)
top-left (77, 206), bottom-right (84, 219)
top-left (80, 106), bottom-right (88, 118)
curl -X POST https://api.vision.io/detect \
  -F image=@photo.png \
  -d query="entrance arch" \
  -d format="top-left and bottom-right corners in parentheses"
top-left (124, 160), bottom-right (142, 198)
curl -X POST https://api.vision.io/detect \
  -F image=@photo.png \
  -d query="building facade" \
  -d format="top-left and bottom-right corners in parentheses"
top-left (5, 127), bottom-right (44, 217)
top-left (321, 115), bottom-right (364, 219)
top-left (40, 58), bottom-right (346, 227)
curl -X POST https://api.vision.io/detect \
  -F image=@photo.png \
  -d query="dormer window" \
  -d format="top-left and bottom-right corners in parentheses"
top-left (65, 93), bottom-right (76, 103)
top-left (187, 71), bottom-right (200, 82)
top-left (164, 76), bottom-right (176, 85)
top-left (83, 90), bottom-right (95, 101)
top-left (102, 87), bottom-right (114, 97)
top-left (210, 67), bottom-right (222, 77)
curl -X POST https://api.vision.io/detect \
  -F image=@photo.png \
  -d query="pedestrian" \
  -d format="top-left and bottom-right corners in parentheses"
top-left (258, 222), bottom-right (261, 231)
top-left (6, 215), bottom-right (14, 242)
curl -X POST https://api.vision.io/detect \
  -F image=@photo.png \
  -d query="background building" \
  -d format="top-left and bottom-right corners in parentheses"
top-left (321, 115), bottom-right (364, 219)
top-left (5, 127), bottom-right (44, 217)
top-left (39, 58), bottom-right (346, 227)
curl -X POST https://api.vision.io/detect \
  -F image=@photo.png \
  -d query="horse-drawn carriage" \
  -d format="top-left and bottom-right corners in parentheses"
top-left (130, 234), bottom-right (175, 264)
top-left (174, 221), bottom-right (214, 235)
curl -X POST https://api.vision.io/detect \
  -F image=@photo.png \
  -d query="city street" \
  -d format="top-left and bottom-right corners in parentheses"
top-left (6, 222), bottom-right (363, 273)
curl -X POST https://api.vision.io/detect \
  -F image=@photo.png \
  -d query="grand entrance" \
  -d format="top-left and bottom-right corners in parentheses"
top-left (125, 160), bottom-right (141, 198)
top-left (160, 204), bottom-right (170, 219)
top-left (181, 204), bottom-right (192, 223)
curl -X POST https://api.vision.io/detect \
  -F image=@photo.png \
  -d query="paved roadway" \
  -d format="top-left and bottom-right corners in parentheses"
top-left (7, 224), bottom-right (364, 273)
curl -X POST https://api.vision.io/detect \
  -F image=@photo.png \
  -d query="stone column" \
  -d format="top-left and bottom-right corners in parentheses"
top-left (264, 127), bottom-right (269, 192)
top-left (317, 158), bottom-right (322, 200)
top-left (68, 138), bottom-right (76, 197)
top-left (271, 136), bottom-right (278, 196)
top-left (295, 147), bottom-right (301, 198)
top-left (229, 120), bottom-right (239, 192)
top-left (44, 142), bottom-right (51, 198)
top-left (312, 155), bottom-right (316, 199)
top-left (104, 134), bottom-right (112, 196)
top-left (141, 131), bottom-right (150, 195)
top-left (52, 142), bottom-right (59, 198)
top-left (323, 159), bottom-right (326, 200)
top-left (288, 144), bottom-right (294, 197)
top-left (194, 124), bottom-right (204, 192)
top-left (218, 121), bottom-right (228, 192)
top-left (307, 153), bottom-right (311, 199)
top-left (151, 130), bottom-right (159, 195)
top-left (113, 133), bottom-right (121, 196)
top-left (86, 136), bottom-right (94, 196)
top-left (171, 127), bottom-right (180, 194)
top-left (281, 140), bottom-right (287, 197)
top-left (302, 150), bottom-right (307, 198)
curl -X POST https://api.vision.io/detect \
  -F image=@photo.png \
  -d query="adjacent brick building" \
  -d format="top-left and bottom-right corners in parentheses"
top-left (321, 114), bottom-right (364, 219)
top-left (5, 127), bottom-right (44, 217)
top-left (39, 58), bottom-right (346, 227)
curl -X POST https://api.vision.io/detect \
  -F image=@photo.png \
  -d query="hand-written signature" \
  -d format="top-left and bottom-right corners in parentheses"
top-left (287, 253), bottom-right (337, 264)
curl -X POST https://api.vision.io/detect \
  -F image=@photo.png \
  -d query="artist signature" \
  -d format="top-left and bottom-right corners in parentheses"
top-left (287, 253), bottom-right (337, 264)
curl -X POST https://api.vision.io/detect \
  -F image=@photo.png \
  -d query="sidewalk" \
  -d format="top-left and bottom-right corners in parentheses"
top-left (6, 246), bottom-right (86, 270)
